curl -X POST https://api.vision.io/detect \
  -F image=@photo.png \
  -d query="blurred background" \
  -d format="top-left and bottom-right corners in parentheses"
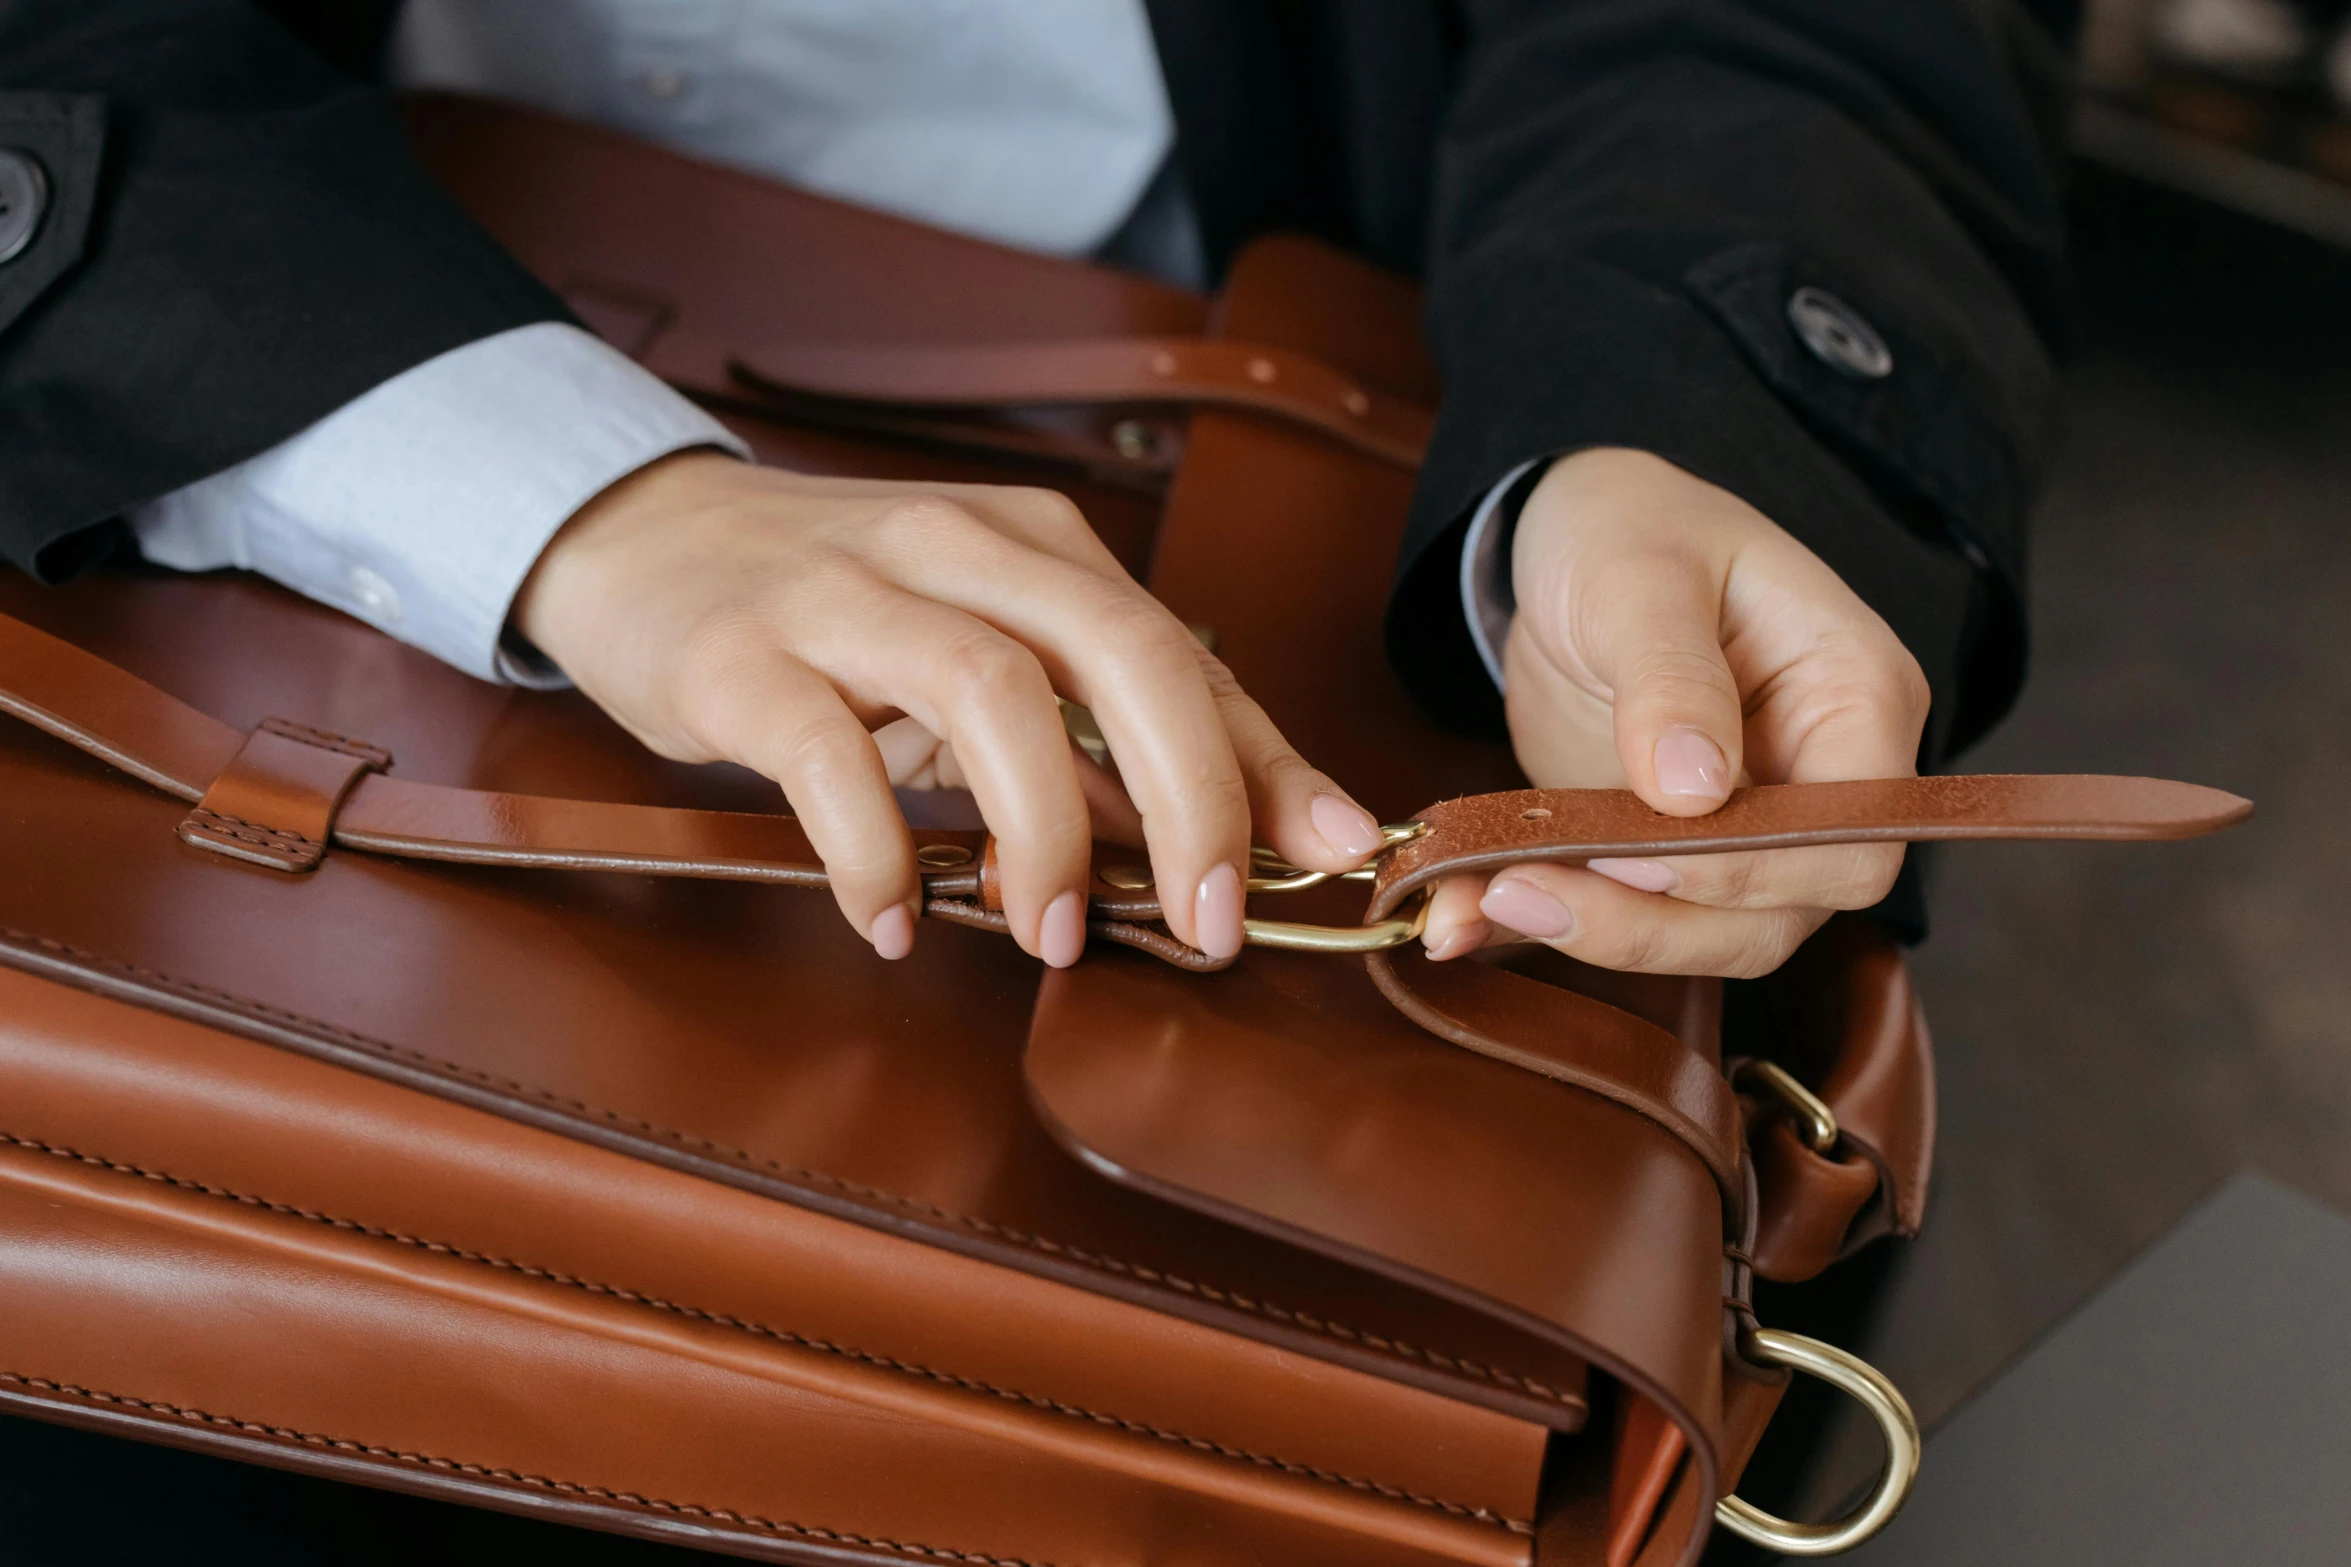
top-left (2085, 0), bottom-right (2351, 239)
top-left (1753, 0), bottom-right (2351, 1529)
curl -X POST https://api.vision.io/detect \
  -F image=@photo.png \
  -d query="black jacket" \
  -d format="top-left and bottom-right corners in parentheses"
top-left (0, 0), bottom-right (2074, 761)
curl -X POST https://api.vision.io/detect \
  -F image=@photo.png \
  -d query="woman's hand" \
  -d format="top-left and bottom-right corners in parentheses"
top-left (1420, 448), bottom-right (1929, 978)
top-left (513, 452), bottom-right (1385, 966)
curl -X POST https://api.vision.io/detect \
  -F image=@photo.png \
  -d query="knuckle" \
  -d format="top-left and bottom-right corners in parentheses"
top-left (668, 615), bottom-right (781, 741)
top-left (1825, 845), bottom-right (1904, 910)
top-left (939, 630), bottom-right (1045, 705)
top-left (1092, 590), bottom-right (1191, 661)
top-left (1705, 855), bottom-right (1761, 907)
top-left (1810, 629), bottom-right (1932, 738)
top-left (1578, 910), bottom-right (1670, 973)
top-left (876, 494), bottom-right (985, 545)
top-left (766, 712), bottom-right (870, 787)
top-left (1620, 645), bottom-right (1738, 708)
top-left (1249, 741), bottom-right (1321, 796)
top-left (1892, 650), bottom-right (1932, 730)
top-left (1723, 913), bottom-right (1820, 979)
top-left (1008, 486), bottom-right (1091, 539)
top-left (1182, 767), bottom-right (1252, 822)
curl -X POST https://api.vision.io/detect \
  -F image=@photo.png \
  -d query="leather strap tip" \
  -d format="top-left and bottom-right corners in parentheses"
top-left (177, 808), bottom-right (328, 874)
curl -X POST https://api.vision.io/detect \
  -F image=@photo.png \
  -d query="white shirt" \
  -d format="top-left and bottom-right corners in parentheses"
top-left (133, 0), bottom-right (1518, 690)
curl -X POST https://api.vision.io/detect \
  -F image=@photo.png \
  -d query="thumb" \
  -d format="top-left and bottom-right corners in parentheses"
top-left (1591, 556), bottom-right (1743, 817)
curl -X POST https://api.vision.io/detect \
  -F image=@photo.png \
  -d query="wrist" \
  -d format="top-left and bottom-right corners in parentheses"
top-left (511, 448), bottom-right (742, 665)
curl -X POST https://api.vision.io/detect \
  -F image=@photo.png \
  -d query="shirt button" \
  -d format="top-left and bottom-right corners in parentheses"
top-left (349, 566), bottom-right (404, 627)
top-left (0, 149), bottom-right (49, 266)
top-left (1787, 286), bottom-right (1893, 381)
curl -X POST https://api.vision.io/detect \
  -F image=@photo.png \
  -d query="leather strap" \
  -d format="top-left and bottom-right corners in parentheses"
top-left (0, 608), bottom-right (1223, 965)
top-left (729, 337), bottom-right (1433, 468)
top-left (1367, 776), bottom-right (2254, 917)
top-left (0, 605), bottom-right (2250, 1004)
top-left (1356, 775), bottom-right (2246, 1209)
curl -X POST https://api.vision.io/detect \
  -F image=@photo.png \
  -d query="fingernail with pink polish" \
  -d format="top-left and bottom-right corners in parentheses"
top-left (869, 903), bottom-right (917, 961)
top-left (1195, 862), bottom-right (1245, 960)
top-left (1654, 728), bottom-right (1730, 800)
top-left (1424, 921), bottom-right (1486, 961)
top-left (1039, 890), bottom-right (1087, 969)
top-left (1589, 857), bottom-right (1678, 894)
top-left (1310, 794), bottom-right (1385, 860)
top-left (1480, 875), bottom-right (1574, 940)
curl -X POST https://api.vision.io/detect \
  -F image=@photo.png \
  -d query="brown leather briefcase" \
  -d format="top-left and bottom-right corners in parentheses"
top-left (0, 96), bottom-right (2248, 1567)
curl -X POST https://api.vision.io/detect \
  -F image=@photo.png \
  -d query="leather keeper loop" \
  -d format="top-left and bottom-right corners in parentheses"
top-left (177, 718), bottom-right (392, 874)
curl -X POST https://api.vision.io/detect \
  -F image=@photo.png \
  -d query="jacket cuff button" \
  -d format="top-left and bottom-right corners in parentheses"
top-left (1787, 285), bottom-right (1893, 380)
top-left (0, 148), bottom-right (49, 266)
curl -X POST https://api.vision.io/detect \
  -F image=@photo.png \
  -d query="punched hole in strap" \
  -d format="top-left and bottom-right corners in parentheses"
top-left (176, 718), bottom-right (393, 874)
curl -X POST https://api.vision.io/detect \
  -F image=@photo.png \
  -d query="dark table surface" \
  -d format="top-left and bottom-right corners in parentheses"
top-left (1843, 1174), bottom-right (2351, 1566)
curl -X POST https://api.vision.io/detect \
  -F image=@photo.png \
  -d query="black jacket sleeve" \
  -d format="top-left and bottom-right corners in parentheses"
top-left (0, 0), bottom-right (566, 580)
top-left (1387, 0), bottom-right (2074, 763)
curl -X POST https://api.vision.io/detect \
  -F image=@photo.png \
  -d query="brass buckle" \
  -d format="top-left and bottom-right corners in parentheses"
top-left (1098, 823), bottom-right (1430, 954)
top-left (1241, 822), bottom-right (1427, 952)
top-left (1714, 1326), bottom-right (1921, 1555)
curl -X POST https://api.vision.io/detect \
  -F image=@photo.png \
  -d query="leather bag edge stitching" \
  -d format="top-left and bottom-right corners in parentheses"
top-left (0, 1371), bottom-right (1054, 1567)
top-left (0, 927), bottom-right (1584, 1414)
top-left (0, 1129), bottom-right (1533, 1534)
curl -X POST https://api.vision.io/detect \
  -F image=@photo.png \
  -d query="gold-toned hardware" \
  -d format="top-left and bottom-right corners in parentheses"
top-left (1059, 699), bottom-right (1111, 767)
top-left (1248, 866), bottom-right (1330, 894)
top-left (1714, 1327), bottom-right (1920, 1555)
top-left (1109, 418), bottom-right (1161, 461)
top-left (1733, 1059), bottom-right (1840, 1155)
top-left (1245, 888), bottom-right (1430, 953)
top-left (1092, 823), bottom-right (1433, 949)
top-left (1244, 822), bottom-right (1425, 895)
top-left (915, 843), bottom-right (974, 869)
top-left (1246, 356), bottom-right (1277, 383)
top-left (1237, 825), bottom-right (1430, 950)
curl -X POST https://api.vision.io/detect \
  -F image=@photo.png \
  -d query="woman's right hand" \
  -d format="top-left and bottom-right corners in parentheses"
top-left (512, 451), bottom-right (1386, 967)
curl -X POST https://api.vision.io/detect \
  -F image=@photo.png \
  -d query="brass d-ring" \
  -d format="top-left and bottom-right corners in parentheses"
top-left (1714, 1327), bottom-right (1921, 1556)
top-left (1732, 1058), bottom-right (1840, 1155)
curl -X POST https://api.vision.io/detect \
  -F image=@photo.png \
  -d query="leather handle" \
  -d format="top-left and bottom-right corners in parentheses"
top-left (728, 337), bottom-right (1434, 468)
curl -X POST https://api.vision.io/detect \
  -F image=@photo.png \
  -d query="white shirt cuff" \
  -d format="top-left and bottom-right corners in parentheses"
top-left (129, 321), bottom-right (750, 685)
top-left (1459, 458), bottom-right (1546, 696)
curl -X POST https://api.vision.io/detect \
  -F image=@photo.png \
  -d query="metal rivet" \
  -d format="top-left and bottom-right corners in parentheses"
top-left (1100, 865), bottom-right (1154, 890)
top-left (1109, 418), bottom-right (1161, 460)
top-left (0, 149), bottom-right (49, 266)
top-left (1341, 388), bottom-right (1370, 417)
top-left (916, 844), bottom-right (973, 868)
top-left (1787, 286), bottom-right (1893, 381)
top-left (1246, 357), bottom-right (1277, 383)
top-left (1149, 351), bottom-right (1178, 376)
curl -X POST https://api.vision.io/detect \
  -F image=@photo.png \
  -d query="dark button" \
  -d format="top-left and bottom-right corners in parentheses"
top-left (0, 148), bottom-right (48, 265)
top-left (1787, 285), bottom-right (1892, 381)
